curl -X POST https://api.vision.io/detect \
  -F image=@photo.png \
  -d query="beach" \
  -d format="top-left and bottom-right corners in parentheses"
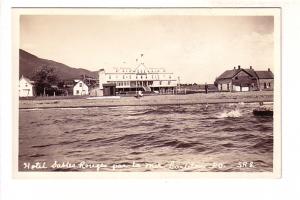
top-left (19, 91), bottom-right (273, 109)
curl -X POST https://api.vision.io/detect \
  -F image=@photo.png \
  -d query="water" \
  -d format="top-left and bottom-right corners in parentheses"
top-left (19, 103), bottom-right (273, 172)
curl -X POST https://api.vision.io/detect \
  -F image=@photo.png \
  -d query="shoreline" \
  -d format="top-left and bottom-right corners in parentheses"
top-left (19, 91), bottom-right (274, 109)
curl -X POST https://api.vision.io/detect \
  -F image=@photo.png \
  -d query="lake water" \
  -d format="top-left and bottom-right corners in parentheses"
top-left (19, 103), bottom-right (273, 172)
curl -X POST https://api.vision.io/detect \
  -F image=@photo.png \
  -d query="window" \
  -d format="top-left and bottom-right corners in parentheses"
top-left (227, 84), bottom-right (229, 90)
top-left (159, 81), bottom-right (162, 85)
top-left (79, 83), bottom-right (82, 87)
top-left (141, 75), bottom-right (143, 79)
top-left (264, 83), bottom-right (267, 89)
top-left (168, 81), bottom-right (171, 85)
top-left (123, 75), bottom-right (125, 79)
top-left (109, 75), bottom-right (111, 79)
top-left (76, 90), bottom-right (79, 94)
top-left (25, 83), bottom-right (28, 87)
top-left (169, 75), bottom-right (172, 79)
top-left (268, 82), bottom-right (271, 87)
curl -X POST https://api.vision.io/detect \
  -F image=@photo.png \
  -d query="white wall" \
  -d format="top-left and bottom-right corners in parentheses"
top-left (73, 81), bottom-right (89, 95)
top-left (19, 78), bottom-right (33, 97)
top-left (98, 69), bottom-right (107, 89)
top-left (233, 85), bottom-right (249, 92)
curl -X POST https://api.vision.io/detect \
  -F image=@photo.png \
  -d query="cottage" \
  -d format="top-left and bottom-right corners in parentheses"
top-left (215, 66), bottom-right (274, 92)
top-left (19, 75), bottom-right (34, 97)
top-left (73, 80), bottom-right (89, 95)
top-left (255, 69), bottom-right (274, 90)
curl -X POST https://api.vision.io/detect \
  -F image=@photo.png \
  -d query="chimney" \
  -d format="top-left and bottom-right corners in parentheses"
top-left (238, 65), bottom-right (241, 69)
top-left (250, 66), bottom-right (252, 69)
top-left (268, 68), bottom-right (270, 72)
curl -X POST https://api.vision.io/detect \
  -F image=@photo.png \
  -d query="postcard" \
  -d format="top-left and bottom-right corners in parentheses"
top-left (13, 8), bottom-right (281, 178)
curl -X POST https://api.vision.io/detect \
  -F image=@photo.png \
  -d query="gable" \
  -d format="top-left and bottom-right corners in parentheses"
top-left (135, 64), bottom-right (148, 73)
top-left (74, 81), bottom-right (87, 88)
top-left (233, 69), bottom-right (256, 79)
top-left (19, 77), bottom-right (33, 87)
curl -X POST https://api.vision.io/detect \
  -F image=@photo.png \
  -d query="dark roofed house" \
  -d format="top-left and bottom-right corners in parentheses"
top-left (215, 66), bottom-right (274, 92)
top-left (255, 68), bottom-right (274, 91)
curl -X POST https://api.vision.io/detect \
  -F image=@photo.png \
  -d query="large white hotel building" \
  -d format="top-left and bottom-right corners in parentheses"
top-left (99, 58), bottom-right (178, 93)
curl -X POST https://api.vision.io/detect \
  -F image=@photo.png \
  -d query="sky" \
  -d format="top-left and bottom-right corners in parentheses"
top-left (20, 15), bottom-right (274, 83)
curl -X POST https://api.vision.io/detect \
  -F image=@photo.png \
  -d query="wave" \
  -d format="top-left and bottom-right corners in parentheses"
top-left (31, 140), bottom-right (80, 148)
top-left (29, 153), bottom-right (46, 158)
top-left (153, 139), bottom-right (203, 149)
top-left (131, 105), bottom-right (187, 116)
top-left (87, 133), bottom-right (144, 144)
top-left (221, 143), bottom-right (235, 148)
top-left (59, 107), bottom-right (87, 110)
top-left (217, 109), bottom-right (242, 118)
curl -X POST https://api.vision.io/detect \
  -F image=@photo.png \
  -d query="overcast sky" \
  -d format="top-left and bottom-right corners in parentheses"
top-left (20, 15), bottom-right (274, 83)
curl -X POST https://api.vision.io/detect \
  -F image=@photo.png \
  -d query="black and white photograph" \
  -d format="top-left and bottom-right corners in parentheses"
top-left (15, 8), bottom-right (281, 176)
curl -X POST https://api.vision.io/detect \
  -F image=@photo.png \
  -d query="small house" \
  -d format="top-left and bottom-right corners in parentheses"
top-left (19, 75), bottom-right (34, 97)
top-left (255, 69), bottom-right (274, 90)
top-left (215, 66), bottom-right (274, 92)
top-left (73, 80), bottom-right (89, 95)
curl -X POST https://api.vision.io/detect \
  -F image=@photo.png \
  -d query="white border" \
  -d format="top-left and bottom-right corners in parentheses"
top-left (12, 7), bottom-right (281, 179)
top-left (1, 1), bottom-right (300, 200)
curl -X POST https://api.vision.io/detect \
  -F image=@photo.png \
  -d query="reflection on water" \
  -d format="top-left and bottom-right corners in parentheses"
top-left (19, 103), bottom-right (273, 172)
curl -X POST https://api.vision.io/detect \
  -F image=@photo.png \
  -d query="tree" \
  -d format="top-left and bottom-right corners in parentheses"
top-left (33, 65), bottom-right (59, 96)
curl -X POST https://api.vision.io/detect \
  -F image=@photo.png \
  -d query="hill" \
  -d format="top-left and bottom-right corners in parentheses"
top-left (19, 49), bottom-right (98, 80)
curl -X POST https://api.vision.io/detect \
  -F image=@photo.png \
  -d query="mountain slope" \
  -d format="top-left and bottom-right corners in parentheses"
top-left (19, 49), bottom-right (98, 80)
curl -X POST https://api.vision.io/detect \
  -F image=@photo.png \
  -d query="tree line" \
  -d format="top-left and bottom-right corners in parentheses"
top-left (32, 65), bottom-right (97, 96)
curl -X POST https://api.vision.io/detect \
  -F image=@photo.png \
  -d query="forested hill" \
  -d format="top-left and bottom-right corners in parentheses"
top-left (19, 49), bottom-right (98, 80)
